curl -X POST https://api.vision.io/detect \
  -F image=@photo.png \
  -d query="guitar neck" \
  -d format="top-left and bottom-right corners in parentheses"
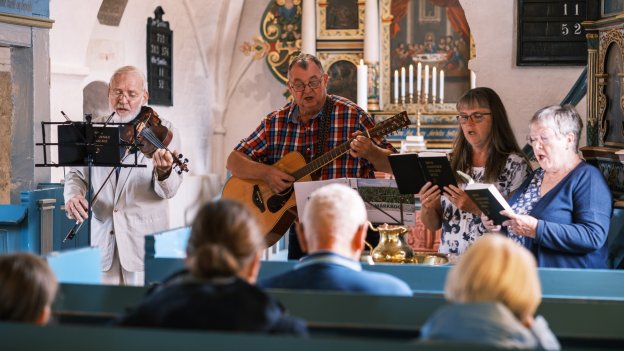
top-left (290, 111), bottom-right (409, 181)
top-left (291, 140), bottom-right (352, 181)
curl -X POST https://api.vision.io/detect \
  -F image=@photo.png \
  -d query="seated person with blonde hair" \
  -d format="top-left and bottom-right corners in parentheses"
top-left (116, 200), bottom-right (307, 336)
top-left (260, 183), bottom-right (412, 295)
top-left (420, 234), bottom-right (560, 350)
top-left (0, 253), bottom-right (58, 325)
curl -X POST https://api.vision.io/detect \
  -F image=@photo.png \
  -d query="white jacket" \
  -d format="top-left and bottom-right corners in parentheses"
top-left (63, 115), bottom-right (183, 272)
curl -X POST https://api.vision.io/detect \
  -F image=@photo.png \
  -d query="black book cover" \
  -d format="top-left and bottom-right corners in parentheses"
top-left (389, 152), bottom-right (457, 194)
top-left (464, 183), bottom-right (513, 225)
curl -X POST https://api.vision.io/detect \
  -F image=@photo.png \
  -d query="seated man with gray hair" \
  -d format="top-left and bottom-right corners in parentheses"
top-left (259, 183), bottom-right (412, 296)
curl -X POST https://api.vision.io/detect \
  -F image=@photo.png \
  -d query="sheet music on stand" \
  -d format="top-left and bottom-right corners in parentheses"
top-left (294, 178), bottom-right (416, 226)
top-left (35, 114), bottom-right (146, 245)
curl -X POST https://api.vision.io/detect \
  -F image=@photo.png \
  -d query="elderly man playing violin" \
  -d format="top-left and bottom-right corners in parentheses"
top-left (64, 65), bottom-right (184, 285)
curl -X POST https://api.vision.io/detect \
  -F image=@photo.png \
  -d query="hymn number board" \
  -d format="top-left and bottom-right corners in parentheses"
top-left (517, 0), bottom-right (599, 66)
top-left (146, 6), bottom-right (173, 106)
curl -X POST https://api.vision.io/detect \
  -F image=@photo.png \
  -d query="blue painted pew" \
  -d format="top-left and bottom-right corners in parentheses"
top-left (144, 255), bottom-right (624, 301)
top-left (51, 283), bottom-right (624, 348)
top-left (0, 321), bottom-right (491, 351)
top-left (46, 247), bottom-right (101, 285)
top-left (0, 184), bottom-right (88, 254)
top-left (144, 226), bottom-right (189, 284)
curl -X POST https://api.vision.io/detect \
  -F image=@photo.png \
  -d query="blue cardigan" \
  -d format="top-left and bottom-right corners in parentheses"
top-left (508, 162), bottom-right (612, 268)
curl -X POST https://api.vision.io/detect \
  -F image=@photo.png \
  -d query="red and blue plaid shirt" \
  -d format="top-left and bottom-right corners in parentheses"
top-left (235, 95), bottom-right (395, 179)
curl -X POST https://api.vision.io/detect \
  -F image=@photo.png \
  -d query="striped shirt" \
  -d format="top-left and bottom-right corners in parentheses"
top-left (234, 95), bottom-right (395, 180)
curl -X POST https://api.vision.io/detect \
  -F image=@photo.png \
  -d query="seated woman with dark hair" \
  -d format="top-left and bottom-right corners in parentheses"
top-left (0, 253), bottom-right (58, 325)
top-left (116, 200), bottom-right (307, 336)
top-left (420, 234), bottom-right (560, 350)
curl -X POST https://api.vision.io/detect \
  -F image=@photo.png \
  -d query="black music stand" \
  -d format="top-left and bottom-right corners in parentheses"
top-left (36, 114), bottom-right (145, 245)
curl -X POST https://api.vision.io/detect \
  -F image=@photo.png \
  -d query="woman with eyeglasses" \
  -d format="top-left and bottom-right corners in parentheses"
top-left (418, 87), bottom-right (531, 256)
top-left (483, 105), bottom-right (611, 268)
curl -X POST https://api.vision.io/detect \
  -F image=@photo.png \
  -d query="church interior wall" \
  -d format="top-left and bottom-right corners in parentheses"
top-left (46, 0), bottom-right (590, 226)
top-left (460, 0), bottom-right (587, 146)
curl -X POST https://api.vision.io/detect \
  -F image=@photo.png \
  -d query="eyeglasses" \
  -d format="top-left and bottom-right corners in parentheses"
top-left (456, 112), bottom-right (492, 124)
top-left (290, 79), bottom-right (322, 92)
top-left (110, 89), bottom-right (144, 101)
top-left (526, 134), bottom-right (554, 147)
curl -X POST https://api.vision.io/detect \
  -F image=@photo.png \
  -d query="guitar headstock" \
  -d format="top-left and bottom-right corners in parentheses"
top-left (369, 111), bottom-right (410, 138)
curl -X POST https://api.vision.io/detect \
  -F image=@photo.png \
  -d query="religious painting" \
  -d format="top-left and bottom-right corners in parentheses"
top-left (327, 60), bottom-right (358, 102)
top-left (381, 0), bottom-right (471, 104)
top-left (419, 0), bottom-right (440, 22)
top-left (319, 53), bottom-right (361, 103)
top-left (318, 0), bottom-right (364, 39)
top-left (326, 0), bottom-right (359, 29)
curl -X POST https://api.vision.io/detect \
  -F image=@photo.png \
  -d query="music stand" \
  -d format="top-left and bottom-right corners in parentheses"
top-left (36, 114), bottom-right (146, 245)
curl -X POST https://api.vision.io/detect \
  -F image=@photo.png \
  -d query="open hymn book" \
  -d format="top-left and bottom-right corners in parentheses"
top-left (388, 152), bottom-right (457, 194)
top-left (459, 171), bottom-right (514, 225)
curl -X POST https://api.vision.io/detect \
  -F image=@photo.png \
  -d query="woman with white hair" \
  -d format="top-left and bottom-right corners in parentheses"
top-left (485, 105), bottom-right (611, 268)
top-left (420, 234), bottom-right (560, 350)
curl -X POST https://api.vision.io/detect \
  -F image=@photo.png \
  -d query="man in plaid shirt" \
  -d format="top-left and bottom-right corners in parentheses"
top-left (227, 53), bottom-right (395, 258)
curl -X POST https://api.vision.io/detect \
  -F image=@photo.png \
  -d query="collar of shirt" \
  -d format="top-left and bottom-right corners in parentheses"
top-left (287, 104), bottom-right (323, 125)
top-left (294, 251), bottom-right (362, 272)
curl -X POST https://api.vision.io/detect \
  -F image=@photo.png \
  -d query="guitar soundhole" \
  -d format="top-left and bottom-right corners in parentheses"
top-left (267, 187), bottom-right (293, 213)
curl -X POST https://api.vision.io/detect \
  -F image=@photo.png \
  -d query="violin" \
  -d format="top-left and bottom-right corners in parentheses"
top-left (120, 106), bottom-right (189, 174)
top-left (64, 107), bottom-right (189, 243)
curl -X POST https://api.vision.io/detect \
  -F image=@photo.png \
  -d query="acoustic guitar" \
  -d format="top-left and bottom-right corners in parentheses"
top-left (222, 111), bottom-right (410, 246)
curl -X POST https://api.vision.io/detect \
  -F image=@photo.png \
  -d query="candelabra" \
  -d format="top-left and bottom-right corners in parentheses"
top-left (393, 90), bottom-right (445, 153)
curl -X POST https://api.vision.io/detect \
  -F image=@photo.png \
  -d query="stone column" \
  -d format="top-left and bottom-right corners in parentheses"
top-left (301, 0), bottom-right (316, 55)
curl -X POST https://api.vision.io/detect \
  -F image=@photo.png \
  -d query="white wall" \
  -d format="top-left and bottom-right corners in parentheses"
top-left (461, 0), bottom-right (587, 146)
top-left (49, 0), bottom-right (226, 227)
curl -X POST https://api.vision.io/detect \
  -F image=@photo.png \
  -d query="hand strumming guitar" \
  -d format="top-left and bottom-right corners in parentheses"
top-left (262, 165), bottom-right (295, 194)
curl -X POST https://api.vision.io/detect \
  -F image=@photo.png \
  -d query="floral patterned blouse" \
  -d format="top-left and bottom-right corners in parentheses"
top-left (438, 153), bottom-right (530, 256)
top-left (506, 168), bottom-right (544, 246)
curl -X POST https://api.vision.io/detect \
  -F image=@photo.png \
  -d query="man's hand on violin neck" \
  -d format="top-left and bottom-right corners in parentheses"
top-left (153, 148), bottom-right (174, 179)
top-left (66, 195), bottom-right (88, 222)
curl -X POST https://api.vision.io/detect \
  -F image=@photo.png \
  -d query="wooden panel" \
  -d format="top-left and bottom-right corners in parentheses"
top-left (517, 0), bottom-right (600, 65)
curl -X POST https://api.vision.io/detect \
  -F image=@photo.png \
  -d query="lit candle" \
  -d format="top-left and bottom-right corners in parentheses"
top-left (416, 62), bottom-right (422, 93)
top-left (408, 64), bottom-right (413, 96)
top-left (357, 59), bottom-right (368, 111)
top-left (440, 70), bottom-right (445, 102)
top-left (401, 66), bottom-right (406, 98)
top-left (394, 69), bottom-right (399, 103)
top-left (470, 70), bottom-right (476, 89)
top-left (432, 66), bottom-right (437, 99)
top-left (424, 65), bottom-right (429, 97)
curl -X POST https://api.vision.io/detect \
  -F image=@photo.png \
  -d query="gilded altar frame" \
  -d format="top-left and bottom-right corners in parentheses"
top-left (317, 0), bottom-right (365, 39)
top-left (319, 52), bottom-right (363, 103)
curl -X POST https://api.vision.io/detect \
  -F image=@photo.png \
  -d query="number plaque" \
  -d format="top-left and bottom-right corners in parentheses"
top-left (146, 6), bottom-right (173, 106)
top-left (517, 0), bottom-right (599, 66)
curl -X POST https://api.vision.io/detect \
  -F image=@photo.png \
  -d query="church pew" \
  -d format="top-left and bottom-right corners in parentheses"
top-left (144, 256), bottom-right (624, 300)
top-left (0, 186), bottom-right (87, 255)
top-left (0, 321), bottom-right (484, 351)
top-left (51, 283), bottom-right (624, 347)
top-left (45, 247), bottom-right (101, 285)
top-left (143, 228), bottom-right (624, 300)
